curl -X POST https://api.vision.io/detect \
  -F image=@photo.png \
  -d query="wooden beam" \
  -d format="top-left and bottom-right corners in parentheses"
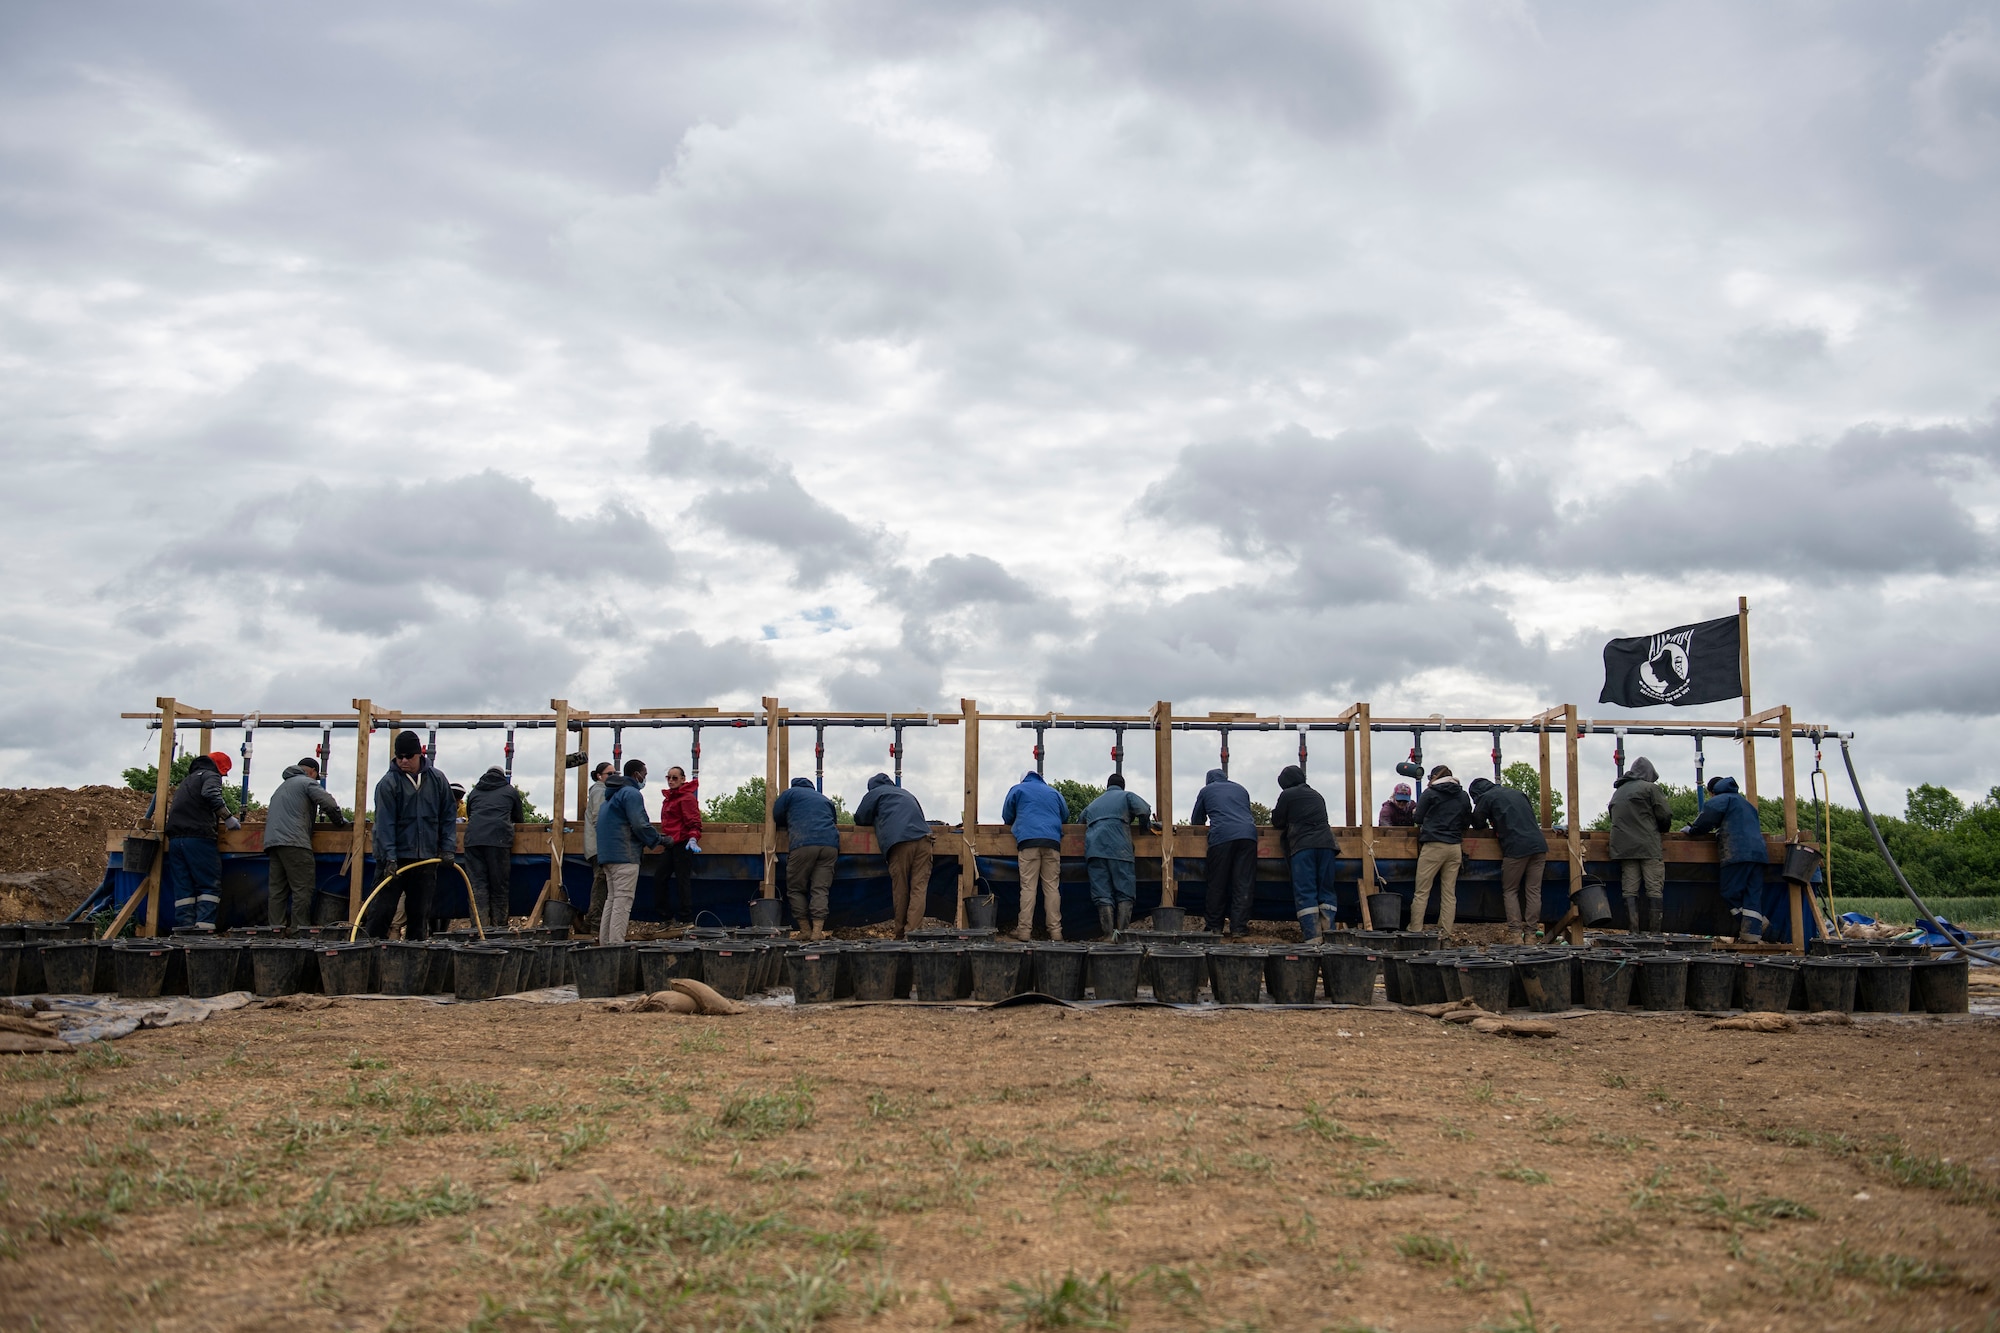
top-left (573, 710), bottom-right (590, 824)
top-left (196, 709), bottom-right (213, 764)
top-left (1538, 722), bottom-right (1553, 829)
top-left (1739, 595), bottom-right (1759, 804)
top-left (1153, 701), bottom-right (1176, 907)
top-left (778, 708), bottom-right (791, 789)
top-left (958, 698), bottom-right (979, 927)
top-left (1564, 702), bottom-right (1585, 921)
top-left (1357, 702), bottom-right (1374, 929)
top-left (1780, 704), bottom-right (1806, 952)
top-left (526, 699), bottom-right (569, 928)
top-left (104, 698), bottom-right (177, 940)
top-left (349, 698), bottom-right (372, 923)
top-left (1343, 724), bottom-right (1357, 827)
top-left (762, 696), bottom-right (780, 899)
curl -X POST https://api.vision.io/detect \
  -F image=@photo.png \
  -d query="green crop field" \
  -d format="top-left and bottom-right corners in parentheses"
top-left (1831, 896), bottom-right (2000, 930)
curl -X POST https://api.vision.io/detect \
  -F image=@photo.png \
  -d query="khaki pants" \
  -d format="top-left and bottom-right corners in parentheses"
top-left (887, 838), bottom-right (934, 938)
top-left (1500, 853), bottom-right (1546, 934)
top-left (786, 844), bottom-right (838, 925)
top-left (598, 862), bottom-right (640, 944)
top-left (1621, 858), bottom-right (1665, 931)
top-left (1411, 842), bottom-right (1463, 934)
top-left (1014, 846), bottom-right (1063, 940)
top-left (266, 845), bottom-right (317, 931)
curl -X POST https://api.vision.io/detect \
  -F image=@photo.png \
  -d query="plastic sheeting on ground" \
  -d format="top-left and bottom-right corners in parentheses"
top-left (20, 992), bottom-right (256, 1044)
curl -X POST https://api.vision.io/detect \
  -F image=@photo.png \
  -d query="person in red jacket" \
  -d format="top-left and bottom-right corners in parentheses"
top-left (657, 766), bottom-right (702, 924)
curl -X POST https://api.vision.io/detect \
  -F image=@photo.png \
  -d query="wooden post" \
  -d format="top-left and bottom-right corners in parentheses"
top-left (547, 700), bottom-right (571, 914)
top-left (1739, 596), bottom-right (1758, 804)
top-left (196, 710), bottom-right (213, 764)
top-left (1343, 722), bottom-right (1357, 827)
top-left (1357, 703), bottom-right (1374, 929)
top-left (573, 710), bottom-right (590, 824)
top-left (1152, 701), bottom-right (1176, 907)
top-left (349, 698), bottom-right (373, 923)
top-left (761, 697), bottom-right (780, 899)
top-left (778, 709), bottom-right (791, 789)
top-left (1780, 704), bottom-right (1806, 950)
top-left (1538, 722), bottom-right (1553, 829)
top-left (1564, 705), bottom-right (1585, 944)
top-left (105, 698), bottom-right (177, 939)
top-left (958, 698), bottom-right (979, 927)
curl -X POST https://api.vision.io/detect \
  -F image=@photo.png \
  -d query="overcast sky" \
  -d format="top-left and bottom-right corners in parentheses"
top-left (3, 1), bottom-right (1998, 823)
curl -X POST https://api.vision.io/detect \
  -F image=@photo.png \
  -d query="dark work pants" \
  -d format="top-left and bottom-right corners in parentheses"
top-left (1204, 838), bottom-right (1259, 936)
top-left (465, 844), bottom-right (512, 930)
top-left (166, 837), bottom-right (222, 929)
top-left (661, 840), bottom-right (696, 921)
top-left (363, 859), bottom-right (437, 940)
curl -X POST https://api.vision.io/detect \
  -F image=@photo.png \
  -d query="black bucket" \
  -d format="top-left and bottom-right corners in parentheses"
top-left (1912, 957), bottom-right (1970, 1013)
top-left (1685, 955), bottom-right (1740, 1011)
top-left (638, 942), bottom-right (702, 991)
top-left (1366, 892), bottom-right (1404, 931)
top-left (535, 940), bottom-right (571, 989)
top-left (1437, 953), bottom-right (1466, 1002)
top-left (1739, 958), bottom-right (1797, 1012)
top-left (787, 947), bottom-right (843, 1004)
top-left (1404, 955), bottom-right (1450, 1006)
top-left (1207, 946), bottom-right (1265, 1005)
top-left (968, 944), bottom-right (1026, 1001)
top-left (539, 898), bottom-right (574, 932)
top-left (1322, 949), bottom-right (1380, 1005)
top-left (1392, 930), bottom-right (1440, 953)
top-left (249, 943), bottom-right (306, 997)
top-left (1032, 942), bottom-right (1089, 1000)
top-left (570, 945), bottom-right (627, 999)
top-left (494, 944), bottom-right (526, 996)
top-left (1455, 959), bottom-right (1513, 1012)
top-left (40, 941), bottom-right (100, 994)
top-left (1781, 843), bottom-right (1824, 885)
top-left (697, 944), bottom-right (757, 1000)
top-left (1573, 881), bottom-right (1614, 927)
top-left (1578, 952), bottom-right (1635, 1010)
top-left (1088, 945), bottom-right (1145, 1002)
top-left (1146, 947), bottom-right (1206, 1003)
top-left (1514, 953), bottom-right (1572, 1013)
top-left (966, 895), bottom-right (999, 931)
top-left (425, 941), bottom-right (455, 994)
top-left (377, 942), bottom-right (431, 996)
top-left (1381, 954), bottom-right (1412, 1005)
top-left (1801, 957), bottom-right (1859, 1012)
top-left (1663, 934), bottom-right (1715, 954)
top-left (1351, 929), bottom-right (1398, 951)
top-left (1855, 959), bottom-right (1913, 1013)
top-left (317, 943), bottom-right (375, 996)
top-left (113, 943), bottom-right (172, 998)
top-left (748, 898), bottom-right (784, 929)
top-left (1637, 953), bottom-right (1690, 1011)
top-left (121, 835), bottom-right (159, 877)
top-left (848, 945), bottom-right (908, 1001)
top-left (1265, 949), bottom-right (1321, 1005)
top-left (183, 943), bottom-right (244, 998)
top-left (0, 943), bottom-right (22, 997)
top-left (1151, 906), bottom-right (1187, 932)
top-left (911, 946), bottom-right (969, 1002)
top-left (453, 946), bottom-right (507, 1001)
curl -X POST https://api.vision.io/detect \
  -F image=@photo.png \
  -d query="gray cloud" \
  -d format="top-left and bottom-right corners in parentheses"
top-left (618, 630), bottom-right (774, 708)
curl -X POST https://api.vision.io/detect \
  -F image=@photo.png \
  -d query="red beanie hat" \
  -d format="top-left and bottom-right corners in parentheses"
top-left (209, 750), bottom-right (234, 775)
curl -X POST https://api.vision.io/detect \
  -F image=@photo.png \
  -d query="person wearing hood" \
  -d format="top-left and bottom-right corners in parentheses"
top-left (596, 759), bottom-right (665, 944)
top-left (657, 766), bottom-right (702, 924)
top-left (1002, 769), bottom-right (1071, 939)
top-left (1190, 767), bottom-right (1258, 936)
top-left (464, 766), bottom-right (525, 932)
top-left (772, 777), bottom-right (841, 939)
top-left (854, 774), bottom-right (934, 937)
top-left (1378, 783), bottom-right (1416, 827)
top-left (1607, 757), bottom-right (1674, 933)
top-left (1470, 775), bottom-right (1548, 943)
top-left (163, 750), bottom-right (241, 931)
top-left (1686, 775), bottom-right (1771, 942)
top-left (1409, 765), bottom-right (1473, 939)
top-left (363, 731), bottom-right (457, 940)
top-left (1081, 774), bottom-right (1152, 936)
top-left (581, 762), bottom-right (612, 938)
top-left (263, 757), bottom-right (346, 930)
top-left (1270, 765), bottom-right (1339, 940)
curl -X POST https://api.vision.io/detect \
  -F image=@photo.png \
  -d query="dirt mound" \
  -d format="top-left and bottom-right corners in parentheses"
top-left (0, 785), bottom-right (150, 921)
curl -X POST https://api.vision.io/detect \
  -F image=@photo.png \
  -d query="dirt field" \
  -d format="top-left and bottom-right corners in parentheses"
top-left (2, 1000), bottom-right (1996, 1333)
top-left (0, 786), bottom-right (148, 922)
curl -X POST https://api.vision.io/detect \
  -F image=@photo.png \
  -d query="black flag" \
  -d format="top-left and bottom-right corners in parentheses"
top-left (1599, 615), bottom-right (1742, 708)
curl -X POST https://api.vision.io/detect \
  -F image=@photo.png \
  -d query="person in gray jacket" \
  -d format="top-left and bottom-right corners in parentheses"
top-left (263, 758), bottom-right (346, 930)
top-left (1081, 774), bottom-right (1152, 936)
top-left (464, 766), bottom-right (525, 931)
top-left (772, 777), bottom-right (842, 939)
top-left (853, 774), bottom-right (933, 938)
top-left (1608, 756), bottom-right (1674, 932)
top-left (580, 762), bottom-right (612, 937)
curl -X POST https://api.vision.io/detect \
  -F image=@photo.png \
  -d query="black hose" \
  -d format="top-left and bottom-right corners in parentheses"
top-left (1838, 740), bottom-right (1999, 966)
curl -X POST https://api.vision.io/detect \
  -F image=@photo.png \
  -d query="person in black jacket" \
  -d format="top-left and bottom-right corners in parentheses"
top-left (362, 731), bottom-right (458, 940)
top-left (1409, 765), bottom-right (1472, 939)
top-left (463, 767), bottom-right (524, 931)
top-left (163, 751), bottom-right (241, 931)
top-left (1270, 765), bottom-right (1339, 940)
top-left (1469, 776), bottom-right (1549, 943)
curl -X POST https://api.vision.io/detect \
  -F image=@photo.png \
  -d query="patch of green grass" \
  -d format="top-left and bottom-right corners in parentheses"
top-left (736, 1258), bottom-right (848, 1333)
top-left (1589, 1131), bottom-right (1653, 1154)
top-left (345, 1049), bottom-right (388, 1070)
top-left (1396, 1232), bottom-right (1468, 1267)
top-left (1438, 1118), bottom-right (1474, 1142)
top-left (1598, 1070), bottom-right (1628, 1089)
top-left (679, 1028), bottom-right (727, 1055)
top-left (866, 1090), bottom-right (913, 1121)
top-left (549, 1196), bottom-right (785, 1270)
top-left (1338, 1172), bottom-right (1425, 1200)
top-left (273, 1175), bottom-right (482, 1237)
top-left (743, 1157), bottom-right (819, 1182)
top-left (1756, 1126), bottom-right (1998, 1208)
top-left (1003, 1270), bottom-right (1124, 1329)
top-left (3, 1077), bottom-right (98, 1129)
top-left (1477, 1293), bottom-right (1557, 1332)
top-left (1292, 1102), bottom-right (1387, 1148)
top-left (1496, 1162), bottom-right (1552, 1185)
top-left (1467, 1081), bottom-right (1496, 1103)
top-left (721, 1079), bottom-right (816, 1140)
top-left (1823, 1243), bottom-right (1956, 1293)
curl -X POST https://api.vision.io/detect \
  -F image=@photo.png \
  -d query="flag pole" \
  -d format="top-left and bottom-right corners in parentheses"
top-left (1738, 595), bottom-right (1757, 804)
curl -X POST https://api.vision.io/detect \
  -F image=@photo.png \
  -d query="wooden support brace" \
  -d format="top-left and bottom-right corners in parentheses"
top-left (1153, 701), bottom-right (1176, 907)
top-left (104, 697), bottom-right (177, 939)
top-left (958, 698), bottom-right (979, 927)
top-left (762, 697), bottom-right (780, 899)
top-left (1563, 705), bottom-right (1585, 946)
top-left (348, 699), bottom-right (373, 924)
top-left (1357, 703), bottom-right (1374, 929)
top-left (526, 699), bottom-right (570, 928)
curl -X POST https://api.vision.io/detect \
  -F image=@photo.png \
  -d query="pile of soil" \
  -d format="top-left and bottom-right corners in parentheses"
top-left (0, 785), bottom-right (150, 921)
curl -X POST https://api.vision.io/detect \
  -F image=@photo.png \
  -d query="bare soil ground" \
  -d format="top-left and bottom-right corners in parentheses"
top-left (0, 786), bottom-right (148, 922)
top-left (2, 1000), bottom-right (1996, 1333)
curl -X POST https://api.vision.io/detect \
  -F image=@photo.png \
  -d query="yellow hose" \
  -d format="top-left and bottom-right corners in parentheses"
top-left (348, 857), bottom-right (483, 942)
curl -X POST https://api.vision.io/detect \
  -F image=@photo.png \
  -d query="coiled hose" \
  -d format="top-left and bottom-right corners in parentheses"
top-left (348, 858), bottom-right (483, 943)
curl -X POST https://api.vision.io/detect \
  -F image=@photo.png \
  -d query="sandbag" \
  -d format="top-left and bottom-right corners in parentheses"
top-left (1469, 1016), bottom-right (1558, 1038)
top-left (604, 990), bottom-right (700, 1014)
top-left (1710, 1011), bottom-right (1796, 1032)
top-left (668, 977), bottom-right (748, 1016)
top-left (0, 1013), bottom-right (61, 1039)
top-left (0, 1032), bottom-right (73, 1054)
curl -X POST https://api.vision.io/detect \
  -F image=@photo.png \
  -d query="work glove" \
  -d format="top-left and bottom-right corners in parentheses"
top-left (225, 816), bottom-right (242, 832)
top-left (686, 838), bottom-right (701, 854)
top-left (439, 851), bottom-right (456, 866)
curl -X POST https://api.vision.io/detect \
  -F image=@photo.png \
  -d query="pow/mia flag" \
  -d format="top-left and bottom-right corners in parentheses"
top-left (1599, 615), bottom-right (1742, 708)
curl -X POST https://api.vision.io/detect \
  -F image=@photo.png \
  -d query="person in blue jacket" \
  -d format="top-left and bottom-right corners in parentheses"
top-left (772, 776), bottom-right (841, 940)
top-left (1081, 774), bottom-right (1152, 937)
top-left (1686, 775), bottom-right (1771, 941)
top-left (596, 759), bottom-right (664, 944)
top-left (1190, 767), bottom-right (1258, 936)
top-left (1002, 769), bottom-right (1070, 941)
top-left (362, 731), bottom-right (458, 941)
top-left (854, 773), bottom-right (934, 938)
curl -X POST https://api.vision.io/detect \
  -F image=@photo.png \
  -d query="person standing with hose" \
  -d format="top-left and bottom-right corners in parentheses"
top-left (362, 731), bottom-right (457, 940)
top-left (854, 773), bottom-right (934, 938)
top-left (1469, 775), bottom-right (1547, 944)
top-left (1409, 765), bottom-right (1472, 941)
top-left (597, 759), bottom-right (664, 944)
top-left (772, 776), bottom-right (841, 939)
top-left (1002, 768), bottom-right (1070, 939)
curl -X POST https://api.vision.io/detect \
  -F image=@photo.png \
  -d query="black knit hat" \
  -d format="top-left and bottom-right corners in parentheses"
top-left (393, 730), bottom-right (423, 759)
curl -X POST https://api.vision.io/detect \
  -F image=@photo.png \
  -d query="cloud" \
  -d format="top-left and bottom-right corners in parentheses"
top-left (618, 630), bottom-right (775, 707)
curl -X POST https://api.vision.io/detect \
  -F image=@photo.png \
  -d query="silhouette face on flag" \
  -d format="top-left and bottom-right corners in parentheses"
top-left (1601, 616), bottom-right (1741, 708)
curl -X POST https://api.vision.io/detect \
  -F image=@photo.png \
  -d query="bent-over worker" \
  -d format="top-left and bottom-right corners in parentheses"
top-left (362, 731), bottom-right (456, 941)
top-left (1271, 765), bottom-right (1338, 941)
top-left (596, 759), bottom-right (663, 944)
top-left (1469, 776), bottom-right (1547, 943)
top-left (264, 757), bottom-right (345, 931)
top-left (1686, 775), bottom-right (1768, 942)
top-left (1190, 767), bottom-right (1258, 937)
top-left (1608, 757), bottom-right (1673, 933)
top-left (854, 774), bottom-right (933, 938)
top-left (772, 776), bottom-right (841, 940)
top-left (1081, 774), bottom-right (1151, 936)
top-left (464, 766), bottom-right (524, 932)
top-left (1409, 765), bottom-right (1472, 940)
top-left (164, 750), bottom-right (240, 932)
top-left (1002, 769), bottom-right (1069, 940)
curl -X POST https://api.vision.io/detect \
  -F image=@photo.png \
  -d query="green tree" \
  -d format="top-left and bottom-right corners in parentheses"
top-left (702, 777), bottom-right (851, 824)
top-left (1905, 783), bottom-right (1966, 833)
top-left (122, 755), bottom-right (259, 815)
top-left (1049, 778), bottom-right (1103, 824)
top-left (1500, 761), bottom-right (1560, 825)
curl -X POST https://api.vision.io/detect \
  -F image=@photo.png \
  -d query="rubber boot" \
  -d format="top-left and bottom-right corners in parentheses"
top-left (1646, 896), bottom-right (1664, 937)
top-left (1321, 907), bottom-right (1337, 939)
top-left (1624, 894), bottom-right (1644, 934)
top-left (1097, 905), bottom-right (1116, 939)
top-left (1114, 901), bottom-right (1132, 933)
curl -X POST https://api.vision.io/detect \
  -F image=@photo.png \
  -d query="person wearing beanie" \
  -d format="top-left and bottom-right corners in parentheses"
top-left (1409, 764), bottom-right (1473, 940)
top-left (362, 730), bottom-right (457, 940)
top-left (163, 750), bottom-right (241, 930)
top-left (1271, 765), bottom-right (1338, 940)
top-left (1469, 775), bottom-right (1548, 943)
top-left (1081, 773), bottom-right (1152, 936)
top-left (263, 757), bottom-right (346, 930)
top-left (464, 765), bottom-right (525, 931)
top-left (596, 759), bottom-right (665, 944)
top-left (853, 774), bottom-right (934, 938)
top-left (1378, 783), bottom-right (1416, 827)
